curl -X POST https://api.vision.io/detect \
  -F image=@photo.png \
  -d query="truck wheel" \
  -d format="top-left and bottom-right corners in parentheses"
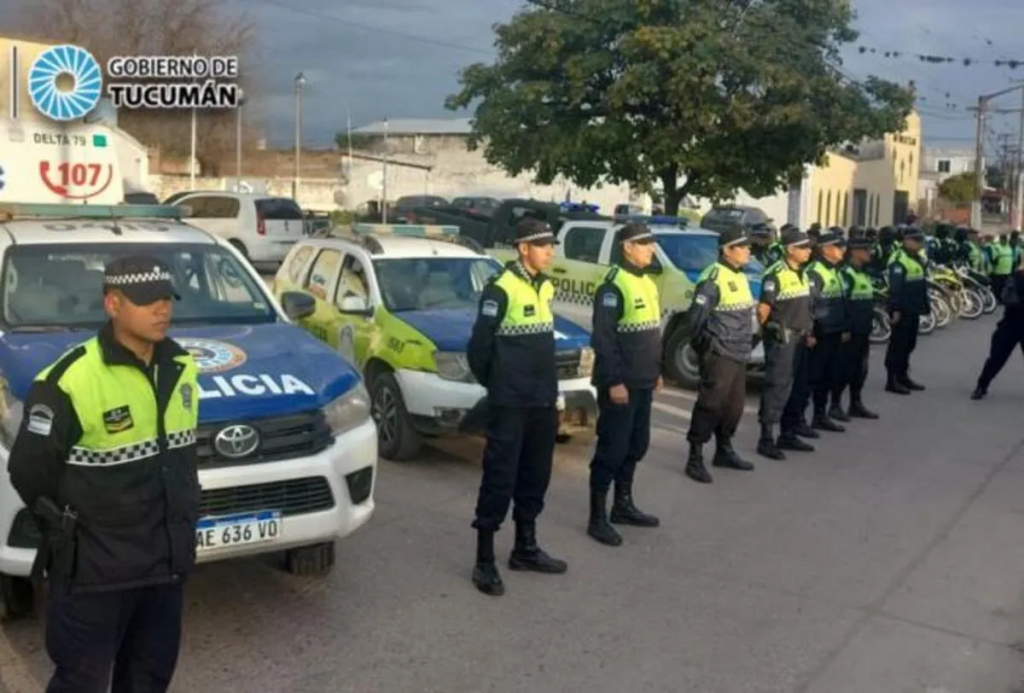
top-left (0, 574), bottom-right (34, 621)
top-left (228, 239), bottom-right (249, 259)
top-left (285, 541), bottom-right (335, 577)
top-left (664, 327), bottom-right (701, 390)
top-left (370, 372), bottom-right (422, 461)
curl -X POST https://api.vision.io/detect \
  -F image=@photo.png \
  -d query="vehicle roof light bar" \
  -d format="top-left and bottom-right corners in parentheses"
top-left (0, 203), bottom-right (184, 222)
top-left (352, 223), bottom-right (460, 238)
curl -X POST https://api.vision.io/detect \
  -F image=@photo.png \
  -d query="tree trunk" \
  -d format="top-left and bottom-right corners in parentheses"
top-left (660, 168), bottom-right (681, 216)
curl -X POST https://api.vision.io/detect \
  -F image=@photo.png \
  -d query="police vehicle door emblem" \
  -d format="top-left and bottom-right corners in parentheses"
top-left (26, 404), bottom-right (54, 436)
top-left (523, 304), bottom-right (536, 317)
top-left (103, 405), bottom-right (134, 433)
top-left (180, 384), bottom-right (193, 410)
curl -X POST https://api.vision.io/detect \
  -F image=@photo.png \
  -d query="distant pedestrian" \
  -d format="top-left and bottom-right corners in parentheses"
top-left (972, 253), bottom-right (1024, 400)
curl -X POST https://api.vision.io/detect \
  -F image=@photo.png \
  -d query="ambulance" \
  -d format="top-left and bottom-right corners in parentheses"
top-left (0, 118), bottom-right (377, 620)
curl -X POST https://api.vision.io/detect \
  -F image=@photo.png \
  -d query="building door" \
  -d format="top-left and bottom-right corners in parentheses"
top-left (852, 189), bottom-right (867, 226)
top-left (892, 191), bottom-right (909, 225)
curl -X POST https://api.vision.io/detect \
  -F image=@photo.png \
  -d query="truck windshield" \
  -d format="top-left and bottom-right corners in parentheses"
top-left (1, 243), bottom-right (277, 331)
top-left (655, 234), bottom-right (764, 276)
top-left (374, 257), bottom-right (502, 312)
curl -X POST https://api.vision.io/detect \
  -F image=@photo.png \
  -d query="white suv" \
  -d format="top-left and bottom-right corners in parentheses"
top-left (169, 192), bottom-right (304, 265)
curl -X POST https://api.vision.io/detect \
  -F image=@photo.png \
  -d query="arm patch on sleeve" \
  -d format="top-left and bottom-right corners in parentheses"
top-left (763, 278), bottom-right (776, 293)
top-left (602, 292), bottom-right (618, 307)
top-left (892, 264), bottom-right (904, 274)
top-left (481, 300), bottom-right (499, 317)
top-left (26, 404), bottom-right (54, 436)
top-left (695, 294), bottom-right (708, 306)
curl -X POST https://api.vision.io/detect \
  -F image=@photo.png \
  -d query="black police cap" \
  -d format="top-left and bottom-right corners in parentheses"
top-left (718, 226), bottom-right (751, 248)
top-left (103, 254), bottom-right (180, 305)
top-left (617, 221), bottom-right (655, 244)
top-left (846, 237), bottom-right (872, 250)
top-left (514, 218), bottom-right (558, 245)
top-left (781, 228), bottom-right (810, 247)
top-left (817, 231), bottom-right (846, 247)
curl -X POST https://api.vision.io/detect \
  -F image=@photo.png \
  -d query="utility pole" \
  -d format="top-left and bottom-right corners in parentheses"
top-left (971, 84), bottom-right (1024, 228)
top-left (1016, 90), bottom-right (1024, 229)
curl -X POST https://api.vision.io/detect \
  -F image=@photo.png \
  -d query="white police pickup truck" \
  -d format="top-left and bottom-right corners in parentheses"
top-left (0, 203), bottom-right (378, 620)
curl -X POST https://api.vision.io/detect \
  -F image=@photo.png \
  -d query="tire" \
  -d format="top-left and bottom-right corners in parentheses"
top-left (918, 310), bottom-right (936, 335)
top-left (228, 239), bottom-right (249, 259)
top-left (982, 288), bottom-right (998, 314)
top-left (663, 325), bottom-right (700, 390)
top-left (930, 292), bottom-right (952, 328)
top-left (959, 289), bottom-right (984, 320)
top-left (285, 541), bottom-right (335, 577)
top-left (870, 306), bottom-right (891, 344)
top-left (369, 371), bottom-right (422, 461)
top-left (0, 574), bottom-right (34, 622)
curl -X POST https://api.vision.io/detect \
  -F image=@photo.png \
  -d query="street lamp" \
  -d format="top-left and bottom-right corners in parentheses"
top-left (293, 72), bottom-right (307, 201)
top-left (236, 88), bottom-right (246, 184)
top-left (972, 82), bottom-right (1024, 228)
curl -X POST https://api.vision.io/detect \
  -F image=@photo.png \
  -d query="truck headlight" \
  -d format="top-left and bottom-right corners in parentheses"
top-left (323, 382), bottom-right (371, 436)
top-left (578, 347), bottom-right (594, 377)
top-left (433, 351), bottom-right (475, 383)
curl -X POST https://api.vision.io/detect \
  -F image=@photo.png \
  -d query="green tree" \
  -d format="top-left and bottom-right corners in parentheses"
top-left (938, 171), bottom-right (976, 206)
top-left (445, 0), bottom-right (914, 214)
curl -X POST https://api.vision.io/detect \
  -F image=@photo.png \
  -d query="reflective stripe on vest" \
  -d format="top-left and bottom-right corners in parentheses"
top-left (493, 268), bottom-right (555, 336)
top-left (698, 262), bottom-right (755, 312)
top-left (37, 338), bottom-right (198, 467)
top-left (888, 249), bottom-right (925, 281)
top-left (809, 260), bottom-right (843, 297)
top-left (843, 266), bottom-right (874, 301)
top-left (608, 267), bottom-right (661, 333)
top-left (764, 260), bottom-right (809, 301)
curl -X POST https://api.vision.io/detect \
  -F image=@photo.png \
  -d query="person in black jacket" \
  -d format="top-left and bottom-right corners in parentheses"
top-left (586, 222), bottom-right (662, 547)
top-left (972, 254), bottom-right (1024, 399)
top-left (884, 228), bottom-right (929, 394)
top-left (833, 237), bottom-right (880, 419)
top-left (466, 218), bottom-right (567, 596)
top-left (7, 255), bottom-right (199, 693)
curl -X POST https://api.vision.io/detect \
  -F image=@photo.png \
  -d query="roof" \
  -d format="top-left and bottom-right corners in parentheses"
top-left (1, 218), bottom-right (217, 246)
top-left (305, 234), bottom-right (487, 260)
top-left (351, 119), bottom-right (472, 136)
top-left (653, 227), bottom-right (718, 237)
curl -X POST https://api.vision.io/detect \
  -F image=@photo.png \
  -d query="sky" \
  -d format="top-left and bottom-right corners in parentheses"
top-left (4, 0), bottom-right (1024, 154)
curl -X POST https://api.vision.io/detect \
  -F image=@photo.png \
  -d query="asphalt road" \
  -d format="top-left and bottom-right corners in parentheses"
top-left (4, 314), bottom-right (1024, 692)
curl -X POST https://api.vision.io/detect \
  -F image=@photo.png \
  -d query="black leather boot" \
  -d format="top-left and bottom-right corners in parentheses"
top-left (900, 375), bottom-right (925, 391)
top-left (757, 423), bottom-right (785, 460)
top-left (610, 482), bottom-right (660, 527)
top-left (713, 437), bottom-right (754, 471)
top-left (472, 530), bottom-right (504, 596)
top-left (794, 420), bottom-right (820, 439)
top-left (587, 489), bottom-right (623, 546)
top-left (828, 402), bottom-right (850, 422)
top-left (778, 430), bottom-right (815, 452)
top-left (685, 444), bottom-right (713, 484)
top-left (848, 396), bottom-right (879, 419)
top-left (886, 373), bottom-right (911, 394)
top-left (509, 523), bottom-right (567, 573)
top-left (970, 386), bottom-right (987, 400)
top-left (812, 407), bottom-right (845, 432)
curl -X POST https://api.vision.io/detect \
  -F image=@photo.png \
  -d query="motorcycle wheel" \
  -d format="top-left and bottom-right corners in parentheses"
top-left (870, 306), bottom-right (891, 344)
top-left (959, 289), bottom-right (984, 320)
top-left (918, 309), bottom-right (936, 335)
top-left (981, 288), bottom-right (998, 314)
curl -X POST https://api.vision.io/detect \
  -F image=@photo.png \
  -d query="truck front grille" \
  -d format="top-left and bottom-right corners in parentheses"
top-left (197, 411), bottom-right (333, 468)
top-left (200, 476), bottom-right (335, 518)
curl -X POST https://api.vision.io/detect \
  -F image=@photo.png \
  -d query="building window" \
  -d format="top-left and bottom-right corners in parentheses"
top-left (867, 194), bottom-right (873, 227)
top-left (826, 190), bottom-right (832, 225)
top-left (937, 159), bottom-right (951, 174)
top-left (909, 152), bottom-right (914, 171)
top-left (817, 190), bottom-right (823, 224)
top-left (873, 194), bottom-right (880, 226)
top-left (843, 191), bottom-right (849, 226)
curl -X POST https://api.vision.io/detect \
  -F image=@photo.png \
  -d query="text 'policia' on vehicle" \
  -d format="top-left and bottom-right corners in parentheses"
top-left (0, 117), bottom-right (376, 620)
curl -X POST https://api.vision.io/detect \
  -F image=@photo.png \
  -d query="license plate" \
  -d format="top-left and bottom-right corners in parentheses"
top-left (195, 510), bottom-right (281, 552)
top-left (557, 394), bottom-right (566, 411)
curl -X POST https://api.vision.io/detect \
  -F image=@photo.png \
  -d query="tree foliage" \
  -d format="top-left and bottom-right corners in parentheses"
top-left (446, 0), bottom-right (915, 214)
top-left (17, 0), bottom-right (257, 174)
top-left (938, 171), bottom-right (976, 206)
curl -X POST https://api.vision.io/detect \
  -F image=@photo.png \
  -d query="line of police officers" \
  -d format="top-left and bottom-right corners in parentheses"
top-left (466, 217), bottom-right (929, 596)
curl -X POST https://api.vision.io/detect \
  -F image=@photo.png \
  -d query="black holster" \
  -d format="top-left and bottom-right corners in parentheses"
top-left (30, 497), bottom-right (78, 584)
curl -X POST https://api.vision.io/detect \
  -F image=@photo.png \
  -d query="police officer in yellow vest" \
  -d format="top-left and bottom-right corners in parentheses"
top-left (834, 236), bottom-right (880, 419)
top-left (586, 222), bottom-right (662, 547)
top-left (990, 234), bottom-right (1015, 304)
top-left (467, 218), bottom-right (567, 596)
top-left (755, 227), bottom-right (813, 460)
top-left (7, 255), bottom-right (199, 692)
top-left (805, 232), bottom-right (850, 432)
top-left (684, 227), bottom-right (756, 484)
top-left (884, 228), bottom-right (928, 394)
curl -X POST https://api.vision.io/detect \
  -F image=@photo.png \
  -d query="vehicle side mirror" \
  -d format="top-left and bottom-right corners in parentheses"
top-left (338, 294), bottom-right (372, 316)
top-left (280, 291), bottom-right (316, 320)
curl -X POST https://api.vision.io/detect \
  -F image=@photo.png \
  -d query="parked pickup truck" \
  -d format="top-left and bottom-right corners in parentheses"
top-left (406, 198), bottom-right (610, 248)
top-left (489, 217), bottom-right (766, 389)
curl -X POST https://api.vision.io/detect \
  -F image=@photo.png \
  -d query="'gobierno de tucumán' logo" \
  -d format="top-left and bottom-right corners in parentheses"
top-left (27, 44), bottom-right (241, 121)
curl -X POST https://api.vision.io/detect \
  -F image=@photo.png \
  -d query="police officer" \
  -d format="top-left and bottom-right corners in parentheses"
top-left (684, 227), bottom-right (756, 484)
top-left (765, 225), bottom-right (790, 266)
top-left (805, 232), bottom-right (849, 431)
top-left (834, 236), bottom-right (880, 419)
top-left (467, 218), bottom-right (567, 596)
top-left (750, 224), bottom-right (773, 265)
top-left (7, 255), bottom-right (199, 692)
top-left (587, 222), bottom-right (662, 547)
top-left (990, 234), bottom-right (1014, 303)
top-left (755, 227), bottom-right (813, 460)
top-left (885, 227), bottom-right (928, 394)
top-left (972, 253), bottom-right (1024, 399)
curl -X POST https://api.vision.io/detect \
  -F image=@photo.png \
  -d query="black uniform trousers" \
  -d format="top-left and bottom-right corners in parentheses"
top-left (780, 340), bottom-right (811, 434)
top-left (687, 351), bottom-right (746, 445)
top-left (992, 275), bottom-right (1009, 304)
top-left (808, 332), bottom-right (843, 411)
top-left (589, 388), bottom-right (653, 493)
top-left (976, 317), bottom-right (1024, 390)
top-left (46, 580), bottom-right (184, 693)
top-left (884, 313), bottom-right (920, 379)
top-left (838, 332), bottom-right (871, 401)
top-left (473, 404), bottom-right (558, 532)
top-left (758, 336), bottom-right (799, 425)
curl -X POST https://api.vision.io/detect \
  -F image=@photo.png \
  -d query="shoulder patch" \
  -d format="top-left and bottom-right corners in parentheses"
top-left (695, 294), bottom-right (708, 306)
top-left (892, 264), bottom-right (904, 274)
top-left (602, 291), bottom-right (618, 307)
top-left (26, 403), bottom-right (54, 436)
top-left (763, 278), bottom-right (776, 293)
top-left (481, 299), bottom-right (499, 317)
